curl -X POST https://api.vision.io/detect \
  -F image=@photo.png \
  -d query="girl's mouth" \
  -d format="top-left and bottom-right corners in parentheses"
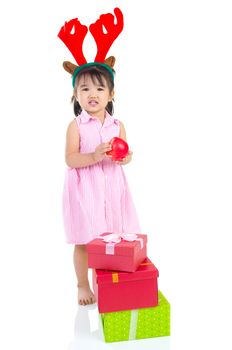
top-left (89, 100), bottom-right (98, 106)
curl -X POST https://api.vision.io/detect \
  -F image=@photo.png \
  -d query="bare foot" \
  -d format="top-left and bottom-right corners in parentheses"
top-left (78, 285), bottom-right (96, 306)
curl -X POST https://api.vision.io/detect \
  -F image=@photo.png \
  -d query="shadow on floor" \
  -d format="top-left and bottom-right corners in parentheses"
top-left (67, 304), bottom-right (171, 349)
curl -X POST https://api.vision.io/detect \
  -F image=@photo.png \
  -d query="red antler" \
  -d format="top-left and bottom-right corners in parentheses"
top-left (89, 7), bottom-right (124, 62)
top-left (58, 18), bottom-right (88, 65)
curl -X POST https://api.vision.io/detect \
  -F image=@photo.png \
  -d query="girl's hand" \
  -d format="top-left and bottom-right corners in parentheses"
top-left (93, 142), bottom-right (112, 162)
top-left (113, 151), bottom-right (133, 165)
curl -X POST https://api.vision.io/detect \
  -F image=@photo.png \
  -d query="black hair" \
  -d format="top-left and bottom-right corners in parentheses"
top-left (71, 65), bottom-right (115, 116)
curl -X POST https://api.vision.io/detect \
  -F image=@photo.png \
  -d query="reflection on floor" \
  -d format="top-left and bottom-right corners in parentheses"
top-left (67, 304), bottom-right (170, 350)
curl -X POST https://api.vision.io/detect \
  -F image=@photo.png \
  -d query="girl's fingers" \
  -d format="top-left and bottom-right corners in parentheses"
top-left (102, 142), bottom-right (111, 148)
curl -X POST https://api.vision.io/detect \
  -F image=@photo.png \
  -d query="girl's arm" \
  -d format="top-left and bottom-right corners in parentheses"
top-left (116, 121), bottom-right (133, 165)
top-left (65, 120), bottom-right (111, 168)
top-left (119, 121), bottom-right (127, 142)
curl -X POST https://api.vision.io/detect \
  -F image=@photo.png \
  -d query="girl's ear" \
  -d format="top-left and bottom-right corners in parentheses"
top-left (73, 88), bottom-right (78, 101)
top-left (109, 90), bottom-right (115, 101)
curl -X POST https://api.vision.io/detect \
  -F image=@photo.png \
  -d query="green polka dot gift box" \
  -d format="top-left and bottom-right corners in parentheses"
top-left (100, 291), bottom-right (170, 342)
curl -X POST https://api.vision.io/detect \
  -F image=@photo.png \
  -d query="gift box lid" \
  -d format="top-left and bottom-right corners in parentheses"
top-left (87, 233), bottom-right (147, 257)
top-left (95, 257), bottom-right (159, 284)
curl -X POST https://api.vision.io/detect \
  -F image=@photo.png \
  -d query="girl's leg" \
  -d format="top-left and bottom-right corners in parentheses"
top-left (73, 245), bottom-right (96, 305)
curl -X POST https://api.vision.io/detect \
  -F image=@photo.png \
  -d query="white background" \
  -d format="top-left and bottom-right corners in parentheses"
top-left (0, 1), bottom-right (232, 349)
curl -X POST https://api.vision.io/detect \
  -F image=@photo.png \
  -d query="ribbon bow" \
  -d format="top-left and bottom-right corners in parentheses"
top-left (99, 233), bottom-right (143, 255)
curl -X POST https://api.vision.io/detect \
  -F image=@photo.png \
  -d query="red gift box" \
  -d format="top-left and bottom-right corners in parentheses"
top-left (87, 233), bottom-right (147, 272)
top-left (92, 257), bottom-right (159, 313)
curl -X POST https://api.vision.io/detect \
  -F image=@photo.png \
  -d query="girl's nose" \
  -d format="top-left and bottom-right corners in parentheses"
top-left (89, 90), bottom-right (97, 98)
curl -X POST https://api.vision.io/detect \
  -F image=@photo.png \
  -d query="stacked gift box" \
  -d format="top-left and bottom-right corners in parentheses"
top-left (87, 232), bottom-right (170, 343)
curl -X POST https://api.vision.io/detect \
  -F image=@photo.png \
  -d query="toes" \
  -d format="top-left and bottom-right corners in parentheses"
top-left (79, 297), bottom-right (95, 305)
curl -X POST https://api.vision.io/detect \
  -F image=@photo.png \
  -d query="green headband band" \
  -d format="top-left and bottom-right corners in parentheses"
top-left (72, 62), bottom-right (114, 87)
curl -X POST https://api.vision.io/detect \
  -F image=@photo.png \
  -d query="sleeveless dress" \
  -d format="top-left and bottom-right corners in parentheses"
top-left (62, 109), bottom-right (141, 244)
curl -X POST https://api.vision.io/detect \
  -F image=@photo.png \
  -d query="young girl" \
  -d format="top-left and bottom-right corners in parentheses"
top-left (62, 64), bottom-right (141, 305)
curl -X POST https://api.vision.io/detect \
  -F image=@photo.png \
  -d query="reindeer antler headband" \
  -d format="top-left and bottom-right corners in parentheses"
top-left (58, 7), bottom-right (124, 87)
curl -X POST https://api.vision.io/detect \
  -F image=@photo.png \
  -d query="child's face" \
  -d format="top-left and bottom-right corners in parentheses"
top-left (75, 74), bottom-right (114, 118)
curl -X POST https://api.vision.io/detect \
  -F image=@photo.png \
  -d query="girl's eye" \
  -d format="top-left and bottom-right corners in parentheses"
top-left (98, 87), bottom-right (104, 91)
top-left (82, 88), bottom-right (89, 91)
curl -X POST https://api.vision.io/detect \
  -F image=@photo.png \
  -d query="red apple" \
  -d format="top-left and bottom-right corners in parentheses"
top-left (106, 137), bottom-right (129, 161)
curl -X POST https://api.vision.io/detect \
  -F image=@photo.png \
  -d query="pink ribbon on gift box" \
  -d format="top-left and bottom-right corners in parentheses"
top-left (98, 233), bottom-right (144, 255)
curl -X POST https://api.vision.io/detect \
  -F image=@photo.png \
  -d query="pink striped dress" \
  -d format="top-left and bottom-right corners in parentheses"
top-left (62, 109), bottom-right (141, 244)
